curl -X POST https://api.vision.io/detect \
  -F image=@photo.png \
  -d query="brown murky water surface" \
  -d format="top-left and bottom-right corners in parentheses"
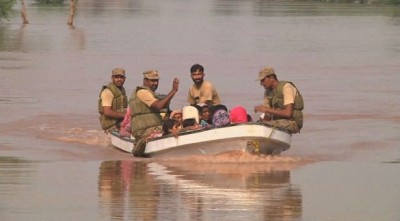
top-left (0, 1), bottom-right (399, 220)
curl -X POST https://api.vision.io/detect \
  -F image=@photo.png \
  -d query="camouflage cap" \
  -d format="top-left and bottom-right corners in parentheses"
top-left (112, 68), bottom-right (126, 76)
top-left (257, 67), bottom-right (275, 81)
top-left (143, 70), bottom-right (160, 80)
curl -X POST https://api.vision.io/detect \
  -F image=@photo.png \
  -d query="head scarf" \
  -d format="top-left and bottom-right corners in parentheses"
top-left (229, 106), bottom-right (248, 124)
top-left (212, 109), bottom-right (230, 127)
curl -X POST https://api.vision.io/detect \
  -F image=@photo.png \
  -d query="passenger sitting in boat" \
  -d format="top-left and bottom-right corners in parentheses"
top-left (210, 104), bottom-right (230, 127)
top-left (229, 106), bottom-right (248, 124)
top-left (169, 109), bottom-right (183, 130)
top-left (181, 105), bottom-right (202, 131)
top-left (181, 118), bottom-right (201, 131)
top-left (187, 63), bottom-right (221, 106)
top-left (162, 119), bottom-right (180, 137)
top-left (197, 103), bottom-right (212, 128)
top-left (182, 105), bottom-right (199, 124)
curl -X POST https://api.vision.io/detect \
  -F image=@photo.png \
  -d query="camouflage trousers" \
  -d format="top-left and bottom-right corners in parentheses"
top-left (263, 119), bottom-right (300, 134)
top-left (132, 126), bottom-right (163, 157)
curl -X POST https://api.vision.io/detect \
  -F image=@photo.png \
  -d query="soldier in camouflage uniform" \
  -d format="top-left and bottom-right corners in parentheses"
top-left (254, 67), bottom-right (304, 134)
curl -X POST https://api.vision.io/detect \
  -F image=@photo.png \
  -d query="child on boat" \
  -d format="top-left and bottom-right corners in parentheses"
top-left (162, 119), bottom-right (180, 137)
top-left (198, 103), bottom-right (212, 128)
top-left (169, 109), bottom-right (183, 130)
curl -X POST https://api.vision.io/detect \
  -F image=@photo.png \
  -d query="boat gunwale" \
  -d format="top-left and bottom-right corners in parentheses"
top-left (147, 122), bottom-right (291, 142)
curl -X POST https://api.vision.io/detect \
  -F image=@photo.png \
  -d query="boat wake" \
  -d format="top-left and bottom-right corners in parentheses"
top-left (1, 113), bottom-right (110, 147)
top-left (153, 150), bottom-right (314, 165)
top-left (0, 113), bottom-right (316, 164)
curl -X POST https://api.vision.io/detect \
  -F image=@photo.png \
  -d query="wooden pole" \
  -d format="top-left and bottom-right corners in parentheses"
top-left (20, 0), bottom-right (29, 24)
top-left (67, 0), bottom-right (76, 26)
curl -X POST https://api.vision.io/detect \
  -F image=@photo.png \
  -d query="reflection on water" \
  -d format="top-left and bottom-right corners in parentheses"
top-left (68, 25), bottom-right (86, 51)
top-left (98, 161), bottom-right (159, 221)
top-left (0, 24), bottom-right (86, 52)
top-left (98, 160), bottom-right (302, 221)
top-left (0, 157), bottom-right (36, 218)
top-left (0, 156), bottom-right (35, 190)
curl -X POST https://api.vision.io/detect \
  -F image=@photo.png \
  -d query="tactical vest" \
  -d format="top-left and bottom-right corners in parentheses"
top-left (270, 81), bottom-right (304, 130)
top-left (98, 83), bottom-right (127, 131)
top-left (129, 86), bottom-right (163, 134)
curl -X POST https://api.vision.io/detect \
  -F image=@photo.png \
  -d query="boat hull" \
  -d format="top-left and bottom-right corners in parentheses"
top-left (110, 123), bottom-right (291, 157)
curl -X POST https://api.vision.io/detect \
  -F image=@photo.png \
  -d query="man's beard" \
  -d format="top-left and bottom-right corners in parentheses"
top-left (194, 79), bottom-right (203, 85)
top-left (150, 85), bottom-right (158, 91)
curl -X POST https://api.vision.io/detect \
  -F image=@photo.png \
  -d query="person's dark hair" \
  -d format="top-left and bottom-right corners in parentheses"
top-left (182, 118), bottom-right (197, 128)
top-left (200, 105), bottom-right (211, 124)
top-left (200, 105), bottom-right (210, 114)
top-left (191, 104), bottom-right (202, 113)
top-left (190, 64), bottom-right (204, 73)
top-left (162, 119), bottom-right (176, 134)
top-left (210, 104), bottom-right (228, 117)
top-left (247, 114), bottom-right (253, 122)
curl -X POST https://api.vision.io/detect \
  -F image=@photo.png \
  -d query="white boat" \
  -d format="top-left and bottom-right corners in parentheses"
top-left (110, 123), bottom-right (292, 157)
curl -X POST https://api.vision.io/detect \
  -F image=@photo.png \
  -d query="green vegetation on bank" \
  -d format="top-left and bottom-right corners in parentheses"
top-left (0, 0), bottom-right (16, 22)
top-left (325, 0), bottom-right (399, 4)
top-left (385, 0), bottom-right (400, 4)
top-left (388, 0), bottom-right (400, 4)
